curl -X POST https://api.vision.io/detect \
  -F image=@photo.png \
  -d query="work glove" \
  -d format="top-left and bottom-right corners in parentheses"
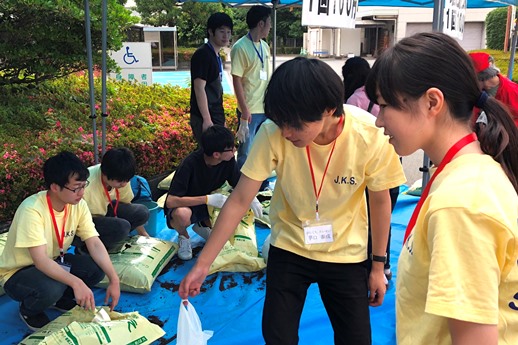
top-left (206, 193), bottom-right (228, 208)
top-left (250, 197), bottom-right (263, 218)
top-left (237, 119), bottom-right (249, 143)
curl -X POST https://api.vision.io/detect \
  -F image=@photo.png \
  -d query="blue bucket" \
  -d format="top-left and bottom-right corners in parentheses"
top-left (135, 201), bottom-right (164, 237)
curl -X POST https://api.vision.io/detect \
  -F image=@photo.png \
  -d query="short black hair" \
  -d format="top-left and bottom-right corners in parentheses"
top-left (246, 6), bottom-right (271, 29)
top-left (264, 57), bottom-right (344, 129)
top-left (43, 151), bottom-right (89, 189)
top-left (207, 12), bottom-right (233, 37)
top-left (100, 147), bottom-right (136, 182)
top-left (201, 125), bottom-right (235, 156)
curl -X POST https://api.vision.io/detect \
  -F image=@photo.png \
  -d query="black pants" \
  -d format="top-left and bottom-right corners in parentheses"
top-left (263, 245), bottom-right (371, 345)
top-left (74, 202), bottom-right (149, 253)
top-left (4, 254), bottom-right (104, 316)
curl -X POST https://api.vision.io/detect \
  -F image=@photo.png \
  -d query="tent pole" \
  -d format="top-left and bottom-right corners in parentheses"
top-left (272, 0), bottom-right (278, 70)
top-left (101, 0), bottom-right (108, 157)
top-left (507, 6), bottom-right (517, 80)
top-left (84, 0), bottom-right (99, 164)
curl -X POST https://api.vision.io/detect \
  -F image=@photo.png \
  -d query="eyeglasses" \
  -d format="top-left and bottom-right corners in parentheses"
top-left (63, 180), bottom-right (90, 193)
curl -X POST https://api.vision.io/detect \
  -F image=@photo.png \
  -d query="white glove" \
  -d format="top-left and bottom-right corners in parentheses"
top-left (250, 197), bottom-right (263, 218)
top-left (206, 193), bottom-right (228, 208)
top-left (237, 119), bottom-right (249, 143)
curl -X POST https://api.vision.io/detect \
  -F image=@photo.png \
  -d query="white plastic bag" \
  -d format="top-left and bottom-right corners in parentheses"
top-left (177, 299), bottom-right (214, 345)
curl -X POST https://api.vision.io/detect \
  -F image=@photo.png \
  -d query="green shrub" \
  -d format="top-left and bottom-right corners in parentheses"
top-left (0, 74), bottom-right (238, 222)
top-left (178, 47), bottom-right (198, 62)
top-left (486, 7), bottom-right (513, 50)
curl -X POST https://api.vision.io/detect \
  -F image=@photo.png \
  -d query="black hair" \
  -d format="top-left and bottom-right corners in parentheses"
top-left (43, 151), bottom-right (89, 189)
top-left (100, 147), bottom-right (136, 182)
top-left (264, 57), bottom-right (344, 130)
top-left (201, 125), bottom-right (235, 156)
top-left (342, 57), bottom-right (371, 102)
top-left (365, 31), bottom-right (518, 192)
top-left (246, 6), bottom-right (271, 30)
top-left (206, 12), bottom-right (233, 37)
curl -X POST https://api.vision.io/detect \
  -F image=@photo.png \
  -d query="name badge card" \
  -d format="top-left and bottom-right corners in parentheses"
top-left (260, 70), bottom-right (268, 81)
top-left (303, 218), bottom-right (334, 245)
top-left (56, 258), bottom-right (71, 273)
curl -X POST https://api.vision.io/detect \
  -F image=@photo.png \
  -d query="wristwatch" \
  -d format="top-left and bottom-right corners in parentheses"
top-left (370, 254), bottom-right (387, 264)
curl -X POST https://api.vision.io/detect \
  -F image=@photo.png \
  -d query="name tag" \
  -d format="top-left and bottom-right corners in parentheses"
top-left (303, 219), bottom-right (334, 245)
top-left (260, 70), bottom-right (268, 81)
top-left (56, 257), bottom-right (71, 273)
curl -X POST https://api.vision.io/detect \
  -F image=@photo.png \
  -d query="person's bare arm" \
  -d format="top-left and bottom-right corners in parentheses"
top-left (29, 245), bottom-right (96, 310)
top-left (178, 175), bottom-right (262, 299)
top-left (85, 236), bottom-right (120, 310)
top-left (166, 195), bottom-right (209, 209)
top-left (232, 75), bottom-right (251, 122)
top-left (448, 318), bottom-right (497, 345)
top-left (193, 78), bottom-right (213, 131)
top-left (367, 189), bottom-right (391, 306)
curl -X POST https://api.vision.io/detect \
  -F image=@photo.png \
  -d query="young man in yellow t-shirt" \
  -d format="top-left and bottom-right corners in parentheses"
top-left (0, 152), bottom-right (120, 331)
top-left (180, 57), bottom-right (406, 344)
top-left (231, 5), bottom-right (271, 176)
top-left (81, 147), bottom-right (149, 253)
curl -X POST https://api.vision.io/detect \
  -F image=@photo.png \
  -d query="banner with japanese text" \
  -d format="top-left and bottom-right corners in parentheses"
top-left (302, 0), bottom-right (358, 28)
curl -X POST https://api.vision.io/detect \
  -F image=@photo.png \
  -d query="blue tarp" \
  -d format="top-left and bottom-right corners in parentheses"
top-left (0, 186), bottom-right (419, 345)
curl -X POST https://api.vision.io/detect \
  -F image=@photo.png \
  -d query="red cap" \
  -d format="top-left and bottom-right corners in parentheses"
top-left (469, 52), bottom-right (490, 74)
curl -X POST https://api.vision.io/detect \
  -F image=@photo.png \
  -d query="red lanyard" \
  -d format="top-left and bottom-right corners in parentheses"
top-left (101, 176), bottom-right (119, 217)
top-left (46, 192), bottom-right (68, 261)
top-left (403, 133), bottom-right (478, 244)
top-left (306, 115), bottom-right (344, 220)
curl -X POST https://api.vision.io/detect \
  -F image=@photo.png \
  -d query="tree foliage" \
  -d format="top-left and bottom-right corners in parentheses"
top-left (134, 0), bottom-right (181, 27)
top-left (132, 1), bottom-right (305, 48)
top-left (0, 0), bottom-right (138, 86)
top-left (485, 7), bottom-right (513, 50)
top-left (176, 2), bottom-right (231, 46)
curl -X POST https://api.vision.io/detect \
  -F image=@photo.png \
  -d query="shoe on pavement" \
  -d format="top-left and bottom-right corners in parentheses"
top-left (51, 297), bottom-right (76, 313)
top-left (19, 304), bottom-right (50, 332)
top-left (178, 235), bottom-right (192, 260)
top-left (192, 222), bottom-right (212, 241)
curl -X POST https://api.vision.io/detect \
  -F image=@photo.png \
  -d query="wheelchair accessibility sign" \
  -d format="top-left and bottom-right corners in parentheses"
top-left (123, 46), bottom-right (140, 65)
top-left (110, 42), bottom-right (153, 85)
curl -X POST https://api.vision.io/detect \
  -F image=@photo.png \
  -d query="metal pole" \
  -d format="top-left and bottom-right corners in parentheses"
top-left (101, 0), bottom-right (108, 157)
top-left (84, 0), bottom-right (99, 164)
top-left (507, 8), bottom-right (517, 80)
top-left (272, 0), bottom-right (278, 70)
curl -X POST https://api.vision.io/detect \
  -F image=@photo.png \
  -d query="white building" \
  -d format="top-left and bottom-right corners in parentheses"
top-left (304, 7), bottom-right (495, 57)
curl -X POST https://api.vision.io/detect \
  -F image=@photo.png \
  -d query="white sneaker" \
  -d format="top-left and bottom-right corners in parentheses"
top-left (193, 222), bottom-right (212, 241)
top-left (177, 235), bottom-right (192, 260)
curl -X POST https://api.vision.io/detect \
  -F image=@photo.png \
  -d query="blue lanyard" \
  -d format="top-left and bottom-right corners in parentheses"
top-left (206, 41), bottom-right (223, 79)
top-left (247, 32), bottom-right (264, 69)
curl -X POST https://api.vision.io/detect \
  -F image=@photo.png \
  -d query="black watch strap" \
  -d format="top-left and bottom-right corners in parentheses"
top-left (370, 254), bottom-right (387, 264)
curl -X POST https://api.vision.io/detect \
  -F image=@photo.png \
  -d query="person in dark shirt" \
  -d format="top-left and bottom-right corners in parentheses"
top-left (165, 125), bottom-right (262, 260)
top-left (190, 12), bottom-right (233, 143)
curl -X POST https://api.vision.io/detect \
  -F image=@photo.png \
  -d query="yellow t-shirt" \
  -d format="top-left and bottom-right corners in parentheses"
top-left (0, 191), bottom-right (98, 285)
top-left (396, 154), bottom-right (518, 345)
top-left (241, 105), bottom-right (406, 262)
top-left (230, 35), bottom-right (271, 114)
top-left (83, 164), bottom-right (134, 216)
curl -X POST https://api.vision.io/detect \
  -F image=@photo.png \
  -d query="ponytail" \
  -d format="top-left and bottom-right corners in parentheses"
top-left (475, 97), bottom-right (518, 193)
